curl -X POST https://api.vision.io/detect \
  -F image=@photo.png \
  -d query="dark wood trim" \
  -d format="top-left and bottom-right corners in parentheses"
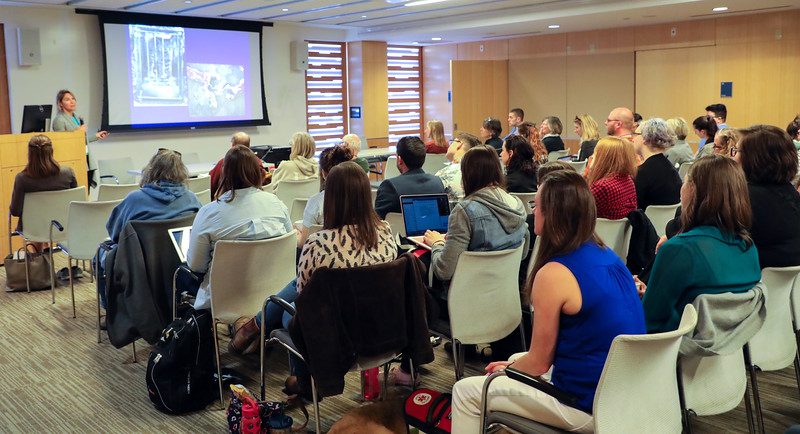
top-left (0, 24), bottom-right (11, 134)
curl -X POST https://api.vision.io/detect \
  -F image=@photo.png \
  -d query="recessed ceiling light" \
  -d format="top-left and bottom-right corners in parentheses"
top-left (184, 0), bottom-right (191, 3)
top-left (282, 8), bottom-right (289, 12)
top-left (548, 25), bottom-right (560, 29)
top-left (361, 15), bottom-right (367, 18)
top-left (713, 6), bottom-right (728, 11)
top-left (412, 41), bottom-right (419, 45)
top-left (406, 0), bottom-right (447, 6)
top-left (431, 37), bottom-right (442, 41)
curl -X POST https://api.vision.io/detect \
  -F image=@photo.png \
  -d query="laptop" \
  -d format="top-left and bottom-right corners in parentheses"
top-left (168, 226), bottom-right (192, 262)
top-left (400, 194), bottom-right (450, 250)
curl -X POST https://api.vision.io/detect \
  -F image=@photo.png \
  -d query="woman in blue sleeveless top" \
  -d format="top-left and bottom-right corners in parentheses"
top-left (451, 170), bottom-right (646, 433)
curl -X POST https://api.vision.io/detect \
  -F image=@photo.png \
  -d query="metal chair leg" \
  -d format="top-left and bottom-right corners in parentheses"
top-left (132, 340), bottom-right (137, 363)
top-left (24, 243), bottom-right (31, 293)
top-left (743, 344), bottom-right (764, 434)
top-left (96, 252), bottom-right (102, 344)
top-left (518, 320), bottom-right (526, 352)
top-left (68, 256), bottom-right (76, 318)
top-left (409, 359), bottom-right (417, 392)
top-left (212, 319), bottom-right (225, 409)
top-left (676, 362), bottom-right (692, 434)
top-left (311, 377), bottom-right (321, 434)
top-left (451, 339), bottom-right (462, 381)
top-left (49, 242), bottom-right (55, 303)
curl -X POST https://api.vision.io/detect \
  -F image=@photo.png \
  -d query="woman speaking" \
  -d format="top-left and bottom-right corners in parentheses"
top-left (51, 89), bottom-right (109, 187)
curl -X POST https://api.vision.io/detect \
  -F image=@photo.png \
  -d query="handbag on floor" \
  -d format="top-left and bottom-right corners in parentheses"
top-left (404, 388), bottom-right (452, 434)
top-left (4, 245), bottom-right (52, 292)
top-left (226, 384), bottom-right (307, 434)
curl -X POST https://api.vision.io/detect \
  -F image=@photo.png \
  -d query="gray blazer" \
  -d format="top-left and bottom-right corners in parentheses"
top-left (51, 111), bottom-right (97, 144)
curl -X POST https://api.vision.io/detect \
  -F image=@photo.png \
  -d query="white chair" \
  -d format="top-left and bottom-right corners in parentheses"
top-left (547, 150), bottom-right (569, 162)
top-left (422, 153), bottom-right (448, 174)
top-left (384, 212), bottom-right (406, 238)
top-left (595, 218), bottom-right (632, 264)
top-left (481, 305), bottom-right (698, 434)
top-left (97, 157), bottom-right (135, 185)
top-left (567, 160), bottom-right (587, 173)
top-left (645, 203), bottom-right (680, 237)
top-left (308, 224), bottom-right (323, 236)
top-left (185, 175), bottom-right (211, 194)
top-left (52, 200), bottom-right (121, 317)
top-left (438, 245), bottom-right (525, 380)
top-left (525, 235), bottom-right (541, 283)
top-left (274, 179), bottom-right (319, 210)
top-left (7, 186), bottom-right (86, 294)
top-left (182, 152), bottom-right (200, 165)
top-left (371, 188), bottom-right (378, 205)
top-left (678, 161), bottom-right (694, 180)
top-left (195, 189), bottom-right (212, 206)
top-left (510, 192), bottom-right (536, 214)
top-left (748, 266), bottom-right (800, 431)
top-left (290, 198), bottom-right (308, 225)
top-left (97, 183), bottom-right (138, 202)
top-left (204, 232), bottom-right (298, 407)
top-left (383, 156), bottom-right (401, 180)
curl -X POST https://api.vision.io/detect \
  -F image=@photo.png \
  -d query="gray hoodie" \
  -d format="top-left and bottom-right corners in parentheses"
top-left (431, 187), bottom-right (528, 281)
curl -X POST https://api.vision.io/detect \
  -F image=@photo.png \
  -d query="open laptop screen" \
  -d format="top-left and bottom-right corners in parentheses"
top-left (400, 194), bottom-right (450, 237)
top-left (168, 226), bottom-right (192, 263)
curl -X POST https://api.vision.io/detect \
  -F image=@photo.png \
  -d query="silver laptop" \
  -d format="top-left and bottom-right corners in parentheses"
top-left (168, 226), bottom-right (192, 262)
top-left (400, 193), bottom-right (450, 250)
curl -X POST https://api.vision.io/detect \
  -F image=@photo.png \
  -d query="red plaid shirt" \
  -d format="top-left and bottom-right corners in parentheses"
top-left (591, 174), bottom-right (638, 220)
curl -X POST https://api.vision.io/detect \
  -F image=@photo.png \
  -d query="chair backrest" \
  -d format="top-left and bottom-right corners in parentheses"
top-left (567, 160), bottom-right (587, 173)
top-left (421, 153), bottom-right (448, 174)
top-left (509, 192), bottom-right (536, 214)
top-left (182, 152), bottom-right (200, 165)
top-left (208, 231), bottom-right (298, 324)
top-left (274, 179), bottom-right (319, 210)
top-left (595, 218), bottom-right (632, 263)
top-left (371, 188), bottom-right (378, 205)
top-left (749, 266), bottom-right (800, 370)
top-left (593, 305), bottom-right (697, 433)
top-left (384, 212), bottom-right (406, 238)
top-left (63, 200), bottom-right (121, 260)
top-left (97, 157), bottom-right (135, 185)
top-left (20, 186), bottom-right (86, 243)
top-left (308, 224), bottom-right (323, 236)
top-left (290, 198), bottom-right (308, 225)
top-left (185, 175), bottom-right (211, 194)
top-left (448, 245), bottom-right (524, 344)
top-left (196, 189), bottom-right (212, 206)
top-left (97, 183), bottom-right (139, 202)
top-left (384, 156), bottom-right (401, 179)
top-left (644, 203), bottom-right (680, 237)
top-left (548, 150), bottom-right (569, 162)
top-left (678, 161), bottom-right (693, 180)
top-left (525, 235), bottom-right (541, 283)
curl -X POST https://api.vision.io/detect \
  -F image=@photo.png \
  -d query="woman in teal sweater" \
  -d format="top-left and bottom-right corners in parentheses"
top-left (641, 154), bottom-right (761, 333)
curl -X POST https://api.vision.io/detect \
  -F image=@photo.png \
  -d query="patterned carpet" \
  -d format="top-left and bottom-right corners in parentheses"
top-left (0, 253), bottom-right (798, 432)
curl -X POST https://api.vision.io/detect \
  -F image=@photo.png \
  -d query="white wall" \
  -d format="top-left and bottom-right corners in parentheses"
top-left (1, 5), bottom-right (347, 170)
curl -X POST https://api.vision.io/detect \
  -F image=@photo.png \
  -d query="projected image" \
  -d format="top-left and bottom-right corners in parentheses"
top-left (186, 63), bottom-right (245, 117)
top-left (130, 25), bottom-right (187, 106)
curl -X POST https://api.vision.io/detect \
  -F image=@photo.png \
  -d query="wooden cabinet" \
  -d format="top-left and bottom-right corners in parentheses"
top-left (1, 131), bottom-right (87, 254)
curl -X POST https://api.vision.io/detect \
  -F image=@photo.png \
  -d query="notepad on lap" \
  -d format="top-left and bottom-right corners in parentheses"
top-left (400, 194), bottom-right (450, 250)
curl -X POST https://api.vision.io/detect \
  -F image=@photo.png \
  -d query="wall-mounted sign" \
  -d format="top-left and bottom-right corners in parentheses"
top-left (350, 107), bottom-right (361, 118)
top-left (720, 82), bottom-right (733, 98)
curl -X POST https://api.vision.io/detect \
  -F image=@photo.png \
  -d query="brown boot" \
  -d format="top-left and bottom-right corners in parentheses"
top-left (228, 316), bottom-right (260, 355)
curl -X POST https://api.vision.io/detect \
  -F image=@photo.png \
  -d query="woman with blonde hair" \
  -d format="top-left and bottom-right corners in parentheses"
top-left (665, 117), bottom-right (694, 166)
top-left (587, 136), bottom-right (638, 220)
top-left (271, 132), bottom-right (319, 186)
top-left (574, 114), bottom-right (601, 161)
top-left (712, 128), bottom-right (740, 157)
top-left (425, 120), bottom-right (448, 154)
top-left (518, 121), bottom-right (547, 164)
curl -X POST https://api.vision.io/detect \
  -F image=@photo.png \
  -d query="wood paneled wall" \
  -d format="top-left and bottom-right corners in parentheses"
top-left (423, 9), bottom-right (800, 139)
top-left (422, 44), bottom-right (456, 137)
top-left (348, 41), bottom-right (390, 148)
top-left (451, 60), bottom-right (508, 139)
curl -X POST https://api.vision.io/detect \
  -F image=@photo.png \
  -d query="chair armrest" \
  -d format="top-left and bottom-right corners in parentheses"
top-left (51, 220), bottom-right (64, 232)
top-left (264, 295), bottom-right (296, 316)
top-left (505, 368), bottom-right (580, 407)
top-left (99, 174), bottom-right (120, 185)
top-left (176, 263), bottom-right (203, 284)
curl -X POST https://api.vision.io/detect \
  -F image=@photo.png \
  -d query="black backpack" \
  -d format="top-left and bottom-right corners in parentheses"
top-left (146, 308), bottom-right (217, 414)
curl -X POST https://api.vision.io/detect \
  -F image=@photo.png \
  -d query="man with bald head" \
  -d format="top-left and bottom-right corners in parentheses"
top-left (605, 107), bottom-right (634, 139)
top-left (209, 131), bottom-right (261, 195)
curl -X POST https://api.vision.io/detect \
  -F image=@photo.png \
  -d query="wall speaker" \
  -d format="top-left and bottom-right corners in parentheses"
top-left (17, 28), bottom-right (41, 66)
top-left (290, 40), bottom-right (308, 71)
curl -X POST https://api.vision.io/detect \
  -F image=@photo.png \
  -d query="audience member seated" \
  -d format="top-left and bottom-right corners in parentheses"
top-left (641, 155), bottom-right (760, 333)
top-left (633, 118), bottom-right (682, 210)
top-left (424, 120), bottom-right (449, 154)
top-left (587, 137), bottom-right (638, 219)
top-left (540, 116), bottom-right (565, 153)
top-left (271, 132), bottom-right (319, 188)
top-left (209, 131), bottom-right (251, 196)
top-left (574, 114), bottom-right (600, 161)
top-left (787, 117), bottom-right (800, 150)
top-left (341, 134), bottom-right (369, 173)
top-left (436, 132), bottom-right (480, 202)
top-left (735, 125), bottom-right (800, 269)
top-left (693, 115), bottom-right (718, 158)
top-left (374, 136), bottom-right (445, 219)
top-left (501, 135), bottom-right (538, 193)
top-left (231, 162), bottom-right (398, 366)
top-left (186, 146), bottom-right (293, 318)
top-left (295, 146), bottom-right (352, 248)
top-left (505, 108), bottom-right (524, 140)
top-left (665, 117), bottom-right (695, 166)
top-left (100, 150), bottom-right (201, 310)
top-left (712, 128), bottom-right (739, 157)
top-left (9, 134), bottom-right (78, 252)
top-left (451, 170), bottom-right (646, 432)
top-left (518, 121), bottom-right (548, 164)
top-left (480, 118), bottom-right (504, 154)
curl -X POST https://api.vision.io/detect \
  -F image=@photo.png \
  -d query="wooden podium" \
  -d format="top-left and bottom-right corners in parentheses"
top-left (1, 131), bottom-right (88, 254)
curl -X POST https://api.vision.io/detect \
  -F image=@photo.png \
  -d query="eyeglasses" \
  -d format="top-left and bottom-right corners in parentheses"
top-left (485, 117), bottom-right (495, 123)
top-left (730, 145), bottom-right (738, 157)
top-left (157, 148), bottom-right (182, 158)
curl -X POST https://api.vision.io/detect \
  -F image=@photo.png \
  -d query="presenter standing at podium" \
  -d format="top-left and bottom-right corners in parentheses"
top-left (51, 89), bottom-right (109, 187)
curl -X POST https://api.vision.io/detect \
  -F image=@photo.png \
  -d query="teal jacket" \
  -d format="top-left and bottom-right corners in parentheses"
top-left (643, 225), bottom-right (761, 333)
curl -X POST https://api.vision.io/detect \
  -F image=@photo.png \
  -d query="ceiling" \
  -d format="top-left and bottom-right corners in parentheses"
top-left (1, 0), bottom-right (797, 44)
